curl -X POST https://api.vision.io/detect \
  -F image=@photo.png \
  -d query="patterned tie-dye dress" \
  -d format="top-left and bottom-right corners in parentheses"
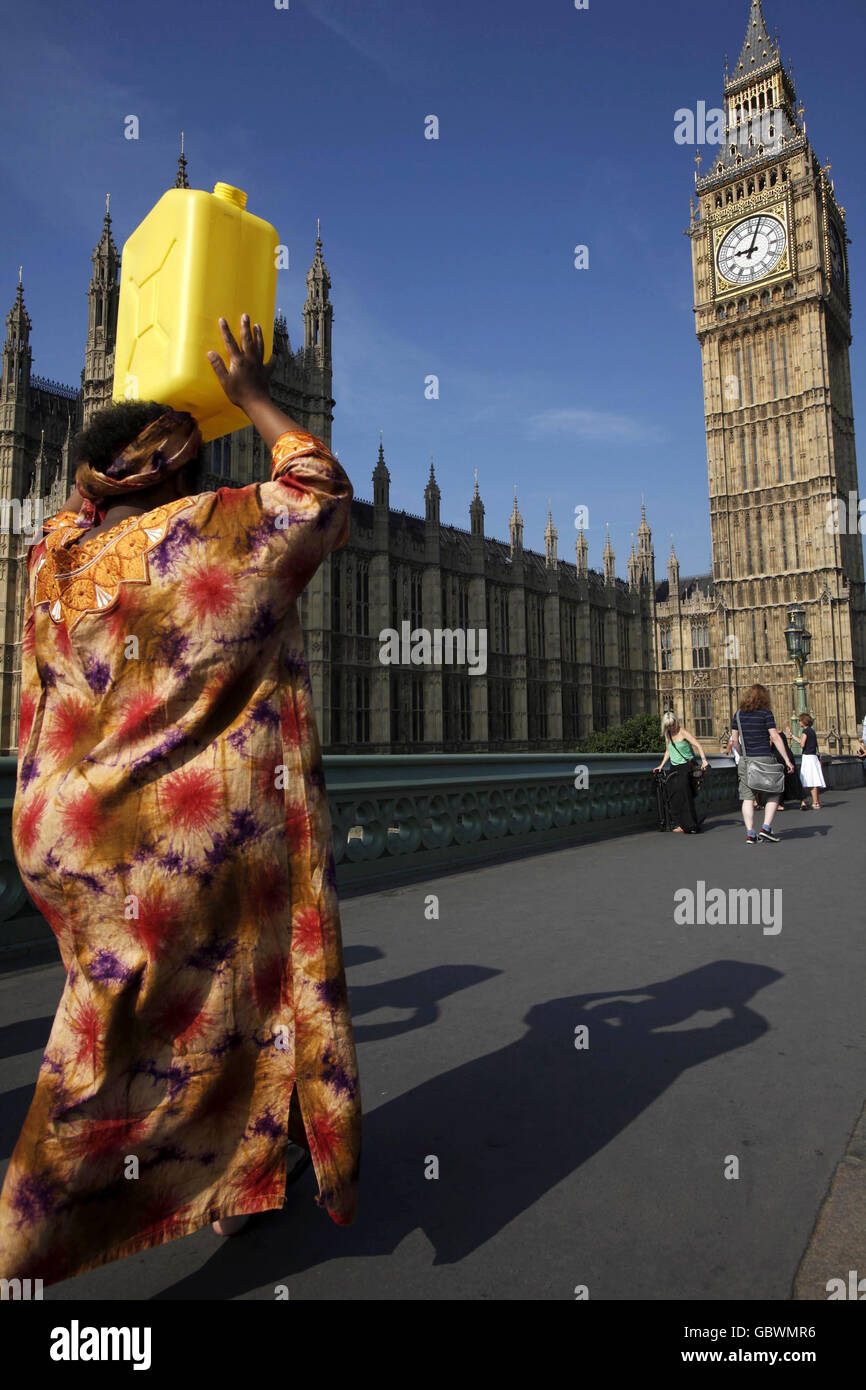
top-left (0, 428), bottom-right (361, 1286)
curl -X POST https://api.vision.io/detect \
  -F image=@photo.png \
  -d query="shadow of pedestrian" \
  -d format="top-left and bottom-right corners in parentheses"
top-left (155, 958), bottom-right (780, 1299)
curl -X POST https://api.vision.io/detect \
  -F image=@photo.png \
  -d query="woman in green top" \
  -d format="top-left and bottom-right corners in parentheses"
top-left (654, 712), bottom-right (709, 833)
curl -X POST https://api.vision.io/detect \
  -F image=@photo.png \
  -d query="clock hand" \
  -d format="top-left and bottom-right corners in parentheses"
top-left (744, 221), bottom-right (761, 257)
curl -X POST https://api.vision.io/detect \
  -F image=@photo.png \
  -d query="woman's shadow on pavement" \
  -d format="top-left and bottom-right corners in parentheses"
top-left (158, 958), bottom-right (781, 1298)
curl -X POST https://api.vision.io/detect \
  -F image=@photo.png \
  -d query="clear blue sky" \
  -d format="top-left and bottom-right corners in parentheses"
top-left (2, 0), bottom-right (865, 576)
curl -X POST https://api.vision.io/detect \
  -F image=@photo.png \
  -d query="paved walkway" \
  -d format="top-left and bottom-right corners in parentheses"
top-left (1, 792), bottom-right (864, 1300)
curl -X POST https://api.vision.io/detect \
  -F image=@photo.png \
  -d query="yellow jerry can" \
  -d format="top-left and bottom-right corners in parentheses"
top-left (112, 182), bottom-right (278, 442)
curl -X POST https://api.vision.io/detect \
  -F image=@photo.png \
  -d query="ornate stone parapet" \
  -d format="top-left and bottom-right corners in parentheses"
top-left (323, 753), bottom-right (740, 891)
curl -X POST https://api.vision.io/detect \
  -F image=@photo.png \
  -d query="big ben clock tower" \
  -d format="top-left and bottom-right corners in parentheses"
top-left (690, 0), bottom-right (866, 746)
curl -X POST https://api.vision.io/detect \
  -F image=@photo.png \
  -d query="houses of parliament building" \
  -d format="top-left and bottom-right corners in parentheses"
top-left (1, 2), bottom-right (863, 755)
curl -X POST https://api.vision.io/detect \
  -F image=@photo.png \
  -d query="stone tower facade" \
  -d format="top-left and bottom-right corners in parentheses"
top-left (0, 273), bottom-right (78, 752)
top-left (688, 0), bottom-right (865, 743)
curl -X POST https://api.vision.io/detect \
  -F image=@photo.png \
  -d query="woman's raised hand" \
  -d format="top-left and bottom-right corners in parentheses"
top-left (207, 314), bottom-right (276, 409)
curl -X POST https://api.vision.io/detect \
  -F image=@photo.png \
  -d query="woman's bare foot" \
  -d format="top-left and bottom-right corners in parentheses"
top-left (212, 1214), bottom-right (251, 1236)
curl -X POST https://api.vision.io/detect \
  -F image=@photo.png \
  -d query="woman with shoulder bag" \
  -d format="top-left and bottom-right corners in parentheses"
top-left (729, 684), bottom-right (794, 845)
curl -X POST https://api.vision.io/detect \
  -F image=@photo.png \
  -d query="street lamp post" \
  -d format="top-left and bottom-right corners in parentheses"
top-left (783, 601), bottom-right (811, 729)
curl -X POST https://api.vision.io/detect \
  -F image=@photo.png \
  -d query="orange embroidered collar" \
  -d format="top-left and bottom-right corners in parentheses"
top-left (33, 497), bottom-right (196, 630)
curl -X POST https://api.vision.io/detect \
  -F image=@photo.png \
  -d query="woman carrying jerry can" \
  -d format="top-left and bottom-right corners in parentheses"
top-left (0, 316), bottom-right (362, 1287)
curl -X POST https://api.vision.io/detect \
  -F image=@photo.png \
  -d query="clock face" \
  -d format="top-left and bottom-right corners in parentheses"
top-left (828, 222), bottom-right (845, 285)
top-left (717, 214), bottom-right (787, 285)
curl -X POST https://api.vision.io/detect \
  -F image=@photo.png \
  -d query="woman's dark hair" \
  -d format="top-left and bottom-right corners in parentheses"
top-left (798, 713), bottom-right (814, 727)
top-left (740, 683), bottom-right (771, 712)
top-left (71, 400), bottom-right (204, 494)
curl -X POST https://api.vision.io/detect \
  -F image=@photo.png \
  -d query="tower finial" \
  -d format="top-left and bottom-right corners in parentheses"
top-left (175, 134), bottom-right (189, 189)
top-left (17, 265), bottom-right (22, 286)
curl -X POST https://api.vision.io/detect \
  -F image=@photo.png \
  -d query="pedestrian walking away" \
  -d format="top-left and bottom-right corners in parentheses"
top-left (729, 684), bottom-right (794, 845)
top-left (787, 714), bottom-right (825, 810)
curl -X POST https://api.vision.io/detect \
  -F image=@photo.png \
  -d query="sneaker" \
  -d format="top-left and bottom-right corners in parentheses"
top-left (746, 833), bottom-right (757, 845)
top-left (758, 827), bottom-right (781, 843)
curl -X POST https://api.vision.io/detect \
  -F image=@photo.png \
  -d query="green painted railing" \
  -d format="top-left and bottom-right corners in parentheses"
top-left (0, 751), bottom-right (744, 960)
top-left (323, 753), bottom-right (739, 888)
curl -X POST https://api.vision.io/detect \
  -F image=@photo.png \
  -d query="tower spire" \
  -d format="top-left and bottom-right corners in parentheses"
top-left (628, 532), bottom-right (640, 589)
top-left (668, 535), bottom-right (680, 591)
top-left (303, 223), bottom-right (332, 363)
top-left (703, 2), bottom-right (801, 189)
top-left (733, 1), bottom-right (776, 81)
top-left (425, 452), bottom-right (440, 525)
top-left (544, 501), bottom-right (558, 567)
top-left (509, 485), bottom-right (523, 555)
top-left (636, 498), bottom-right (654, 586)
top-left (175, 131), bottom-right (189, 189)
top-left (82, 194), bottom-right (121, 421)
top-left (2, 275), bottom-right (32, 402)
top-left (372, 430), bottom-right (389, 509)
top-left (603, 523), bottom-right (615, 586)
top-left (470, 469), bottom-right (484, 537)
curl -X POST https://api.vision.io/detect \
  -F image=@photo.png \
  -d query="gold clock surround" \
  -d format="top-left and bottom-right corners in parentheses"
top-left (711, 201), bottom-right (792, 299)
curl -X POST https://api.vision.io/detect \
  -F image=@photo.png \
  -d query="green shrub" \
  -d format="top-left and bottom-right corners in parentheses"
top-left (574, 711), bottom-right (663, 754)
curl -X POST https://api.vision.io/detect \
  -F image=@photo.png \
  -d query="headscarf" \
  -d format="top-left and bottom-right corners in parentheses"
top-left (74, 410), bottom-right (202, 526)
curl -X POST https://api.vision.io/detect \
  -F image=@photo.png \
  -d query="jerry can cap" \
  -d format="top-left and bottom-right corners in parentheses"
top-left (212, 182), bottom-right (247, 210)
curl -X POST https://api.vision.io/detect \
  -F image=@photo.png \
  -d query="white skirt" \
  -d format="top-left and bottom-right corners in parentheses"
top-left (799, 754), bottom-right (826, 788)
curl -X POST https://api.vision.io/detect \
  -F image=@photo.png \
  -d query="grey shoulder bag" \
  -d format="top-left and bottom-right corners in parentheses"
top-left (735, 712), bottom-right (784, 794)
